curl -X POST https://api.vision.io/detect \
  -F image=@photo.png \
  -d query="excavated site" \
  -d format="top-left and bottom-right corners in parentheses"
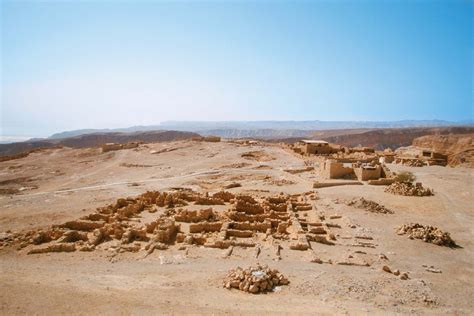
top-left (0, 139), bottom-right (473, 314)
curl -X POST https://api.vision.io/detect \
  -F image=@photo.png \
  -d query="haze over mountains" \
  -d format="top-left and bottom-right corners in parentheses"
top-left (49, 120), bottom-right (472, 139)
top-left (1, 120), bottom-right (473, 157)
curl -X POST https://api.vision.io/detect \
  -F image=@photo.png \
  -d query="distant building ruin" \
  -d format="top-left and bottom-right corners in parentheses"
top-left (296, 140), bottom-right (334, 155)
top-left (317, 159), bottom-right (385, 182)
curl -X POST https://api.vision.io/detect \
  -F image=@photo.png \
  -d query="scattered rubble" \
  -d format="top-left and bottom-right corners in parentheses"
top-left (422, 265), bottom-right (442, 273)
top-left (397, 223), bottom-right (457, 247)
top-left (384, 182), bottom-right (433, 197)
top-left (382, 265), bottom-right (409, 280)
top-left (223, 265), bottom-right (289, 293)
top-left (346, 197), bottom-right (394, 214)
top-left (284, 166), bottom-right (314, 174)
top-left (224, 182), bottom-right (242, 189)
top-left (241, 151), bottom-right (275, 162)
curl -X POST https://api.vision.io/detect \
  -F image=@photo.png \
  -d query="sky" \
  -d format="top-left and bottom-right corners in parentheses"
top-left (1, 0), bottom-right (473, 138)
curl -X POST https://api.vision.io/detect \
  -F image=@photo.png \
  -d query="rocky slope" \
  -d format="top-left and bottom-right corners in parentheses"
top-left (412, 134), bottom-right (474, 167)
top-left (320, 127), bottom-right (474, 150)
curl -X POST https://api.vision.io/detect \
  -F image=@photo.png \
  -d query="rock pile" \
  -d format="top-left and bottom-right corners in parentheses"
top-left (346, 197), bottom-right (394, 214)
top-left (241, 151), bottom-right (275, 162)
top-left (403, 160), bottom-right (425, 167)
top-left (396, 223), bottom-right (457, 247)
top-left (223, 265), bottom-right (289, 293)
top-left (384, 182), bottom-right (433, 197)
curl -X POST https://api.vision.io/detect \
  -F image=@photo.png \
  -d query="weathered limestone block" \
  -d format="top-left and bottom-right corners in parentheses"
top-left (28, 243), bottom-right (76, 254)
top-left (289, 235), bottom-right (310, 250)
top-left (228, 221), bottom-right (271, 233)
top-left (219, 222), bottom-right (230, 240)
top-left (152, 219), bottom-right (180, 244)
top-left (81, 213), bottom-right (110, 222)
top-left (57, 220), bottom-right (105, 232)
top-left (235, 196), bottom-right (264, 214)
top-left (227, 229), bottom-right (254, 238)
top-left (189, 221), bottom-right (223, 233)
top-left (204, 240), bottom-right (232, 249)
top-left (117, 203), bottom-right (145, 218)
top-left (174, 208), bottom-right (215, 223)
top-left (31, 230), bottom-right (62, 245)
top-left (277, 222), bottom-right (289, 234)
top-left (57, 230), bottom-right (88, 243)
top-left (121, 228), bottom-right (149, 244)
top-left (194, 196), bottom-right (225, 205)
top-left (232, 240), bottom-right (256, 247)
top-left (309, 227), bottom-right (327, 234)
top-left (88, 228), bottom-right (105, 246)
top-left (212, 191), bottom-right (235, 202)
top-left (307, 234), bottom-right (335, 245)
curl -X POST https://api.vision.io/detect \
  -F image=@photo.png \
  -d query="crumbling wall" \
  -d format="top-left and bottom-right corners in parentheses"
top-left (189, 222), bottom-right (223, 233)
top-left (174, 208), bottom-right (216, 223)
top-left (354, 165), bottom-right (381, 181)
top-left (303, 144), bottom-right (333, 155)
top-left (319, 160), bottom-right (355, 179)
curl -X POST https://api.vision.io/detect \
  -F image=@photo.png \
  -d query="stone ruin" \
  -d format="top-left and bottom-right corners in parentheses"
top-left (223, 264), bottom-right (289, 294)
top-left (384, 182), bottom-right (433, 197)
top-left (394, 149), bottom-right (448, 167)
top-left (0, 189), bottom-right (333, 257)
top-left (396, 223), bottom-right (457, 247)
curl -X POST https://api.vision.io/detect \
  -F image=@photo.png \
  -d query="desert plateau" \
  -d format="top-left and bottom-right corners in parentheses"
top-left (1, 135), bottom-right (473, 314)
top-left (2, 1), bottom-right (472, 314)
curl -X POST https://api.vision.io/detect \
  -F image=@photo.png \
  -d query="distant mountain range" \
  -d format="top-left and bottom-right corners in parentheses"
top-left (49, 120), bottom-right (473, 139)
top-left (2, 120), bottom-right (473, 157)
top-left (0, 130), bottom-right (199, 157)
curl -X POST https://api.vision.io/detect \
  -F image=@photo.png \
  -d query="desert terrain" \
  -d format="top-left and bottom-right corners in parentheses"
top-left (0, 139), bottom-right (473, 314)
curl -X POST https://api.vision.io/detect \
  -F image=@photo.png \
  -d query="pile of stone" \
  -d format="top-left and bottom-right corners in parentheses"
top-left (384, 182), bottom-right (433, 197)
top-left (346, 197), bottom-right (394, 214)
top-left (223, 264), bottom-right (289, 293)
top-left (396, 223), bottom-right (457, 247)
top-left (403, 160), bottom-right (425, 167)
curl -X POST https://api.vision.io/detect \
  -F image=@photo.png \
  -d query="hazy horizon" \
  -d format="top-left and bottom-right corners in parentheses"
top-left (2, 1), bottom-right (472, 138)
top-left (1, 118), bottom-right (473, 143)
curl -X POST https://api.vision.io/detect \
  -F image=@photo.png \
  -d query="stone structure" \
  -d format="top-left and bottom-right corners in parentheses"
top-left (298, 140), bottom-right (333, 155)
top-left (354, 164), bottom-right (382, 181)
top-left (319, 160), bottom-right (355, 179)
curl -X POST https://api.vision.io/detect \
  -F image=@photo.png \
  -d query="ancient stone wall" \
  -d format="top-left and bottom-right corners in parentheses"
top-left (318, 160), bottom-right (355, 179)
top-left (354, 165), bottom-right (381, 181)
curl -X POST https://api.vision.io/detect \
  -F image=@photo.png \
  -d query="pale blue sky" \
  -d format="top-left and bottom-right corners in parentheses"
top-left (1, 0), bottom-right (473, 137)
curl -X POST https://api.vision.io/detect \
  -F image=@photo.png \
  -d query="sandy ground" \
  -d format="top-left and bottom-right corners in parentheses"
top-left (0, 140), bottom-right (473, 315)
